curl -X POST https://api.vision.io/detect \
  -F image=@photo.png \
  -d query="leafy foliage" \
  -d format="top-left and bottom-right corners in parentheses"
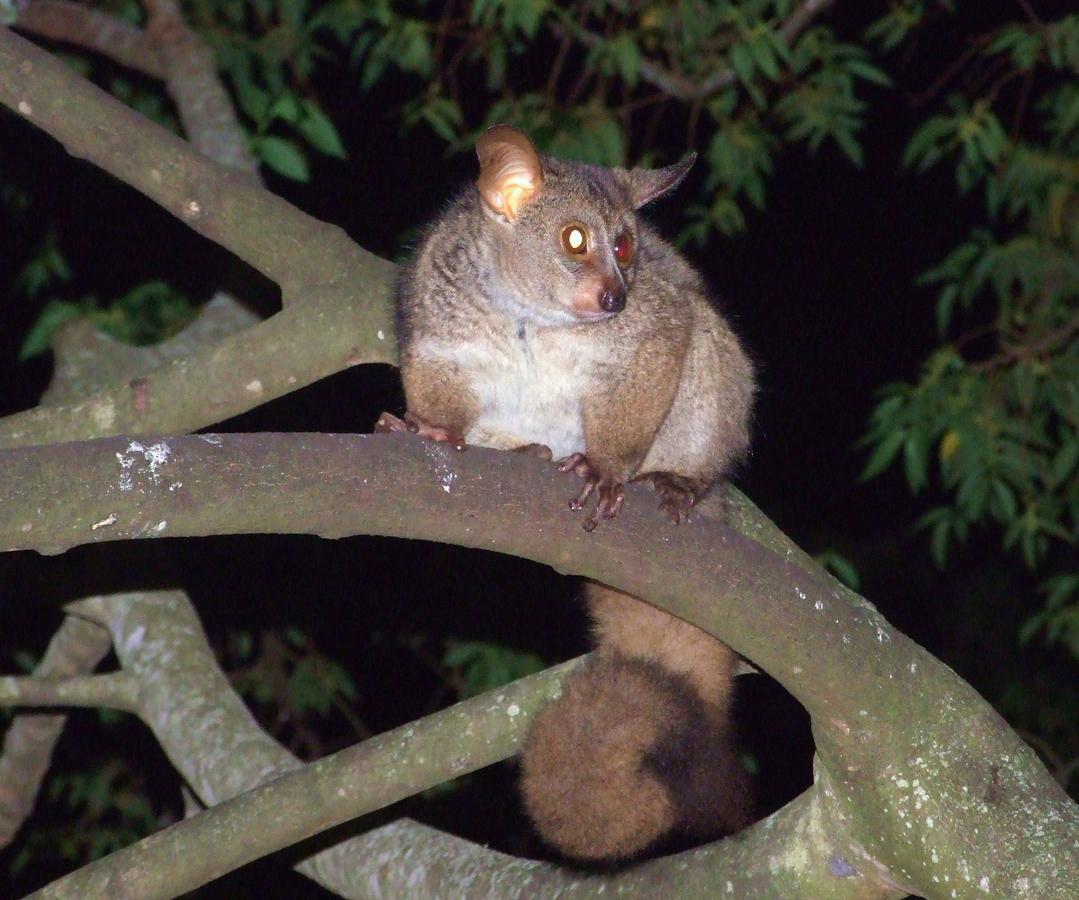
top-left (228, 628), bottom-right (366, 753)
top-left (862, 11), bottom-right (1079, 662)
top-left (443, 639), bottom-right (545, 700)
top-left (303, 0), bottom-right (887, 236)
top-left (17, 281), bottom-right (195, 361)
top-left (10, 762), bottom-right (162, 874)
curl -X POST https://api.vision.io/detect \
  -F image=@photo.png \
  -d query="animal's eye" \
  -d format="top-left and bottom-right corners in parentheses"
top-left (614, 232), bottom-right (634, 267)
top-left (561, 223), bottom-right (589, 256)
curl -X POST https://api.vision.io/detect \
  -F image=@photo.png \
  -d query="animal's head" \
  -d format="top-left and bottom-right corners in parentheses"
top-left (474, 125), bottom-right (695, 323)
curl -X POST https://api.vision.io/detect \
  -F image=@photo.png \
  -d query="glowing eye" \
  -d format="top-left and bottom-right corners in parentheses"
top-left (562, 224), bottom-right (588, 255)
top-left (614, 232), bottom-right (634, 267)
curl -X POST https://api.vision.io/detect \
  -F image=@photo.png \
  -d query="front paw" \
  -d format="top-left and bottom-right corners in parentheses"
top-left (558, 453), bottom-right (625, 532)
top-left (374, 412), bottom-right (466, 451)
top-left (631, 471), bottom-right (700, 524)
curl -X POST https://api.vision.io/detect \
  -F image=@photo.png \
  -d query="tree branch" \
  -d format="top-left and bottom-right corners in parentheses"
top-left (0, 672), bottom-right (137, 711)
top-left (39, 293), bottom-right (259, 407)
top-left (0, 27), bottom-right (379, 299)
top-left (2, 432), bottom-right (1074, 897)
top-left (143, 0), bottom-right (260, 182)
top-left (0, 284), bottom-right (393, 448)
top-left (14, 1), bottom-right (163, 78)
top-left (0, 27), bottom-right (396, 449)
top-left (36, 592), bottom-right (890, 900)
top-left (33, 592), bottom-right (583, 900)
top-left (0, 616), bottom-right (111, 849)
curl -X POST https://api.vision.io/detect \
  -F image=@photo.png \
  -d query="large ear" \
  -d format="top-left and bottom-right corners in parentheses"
top-left (623, 153), bottom-right (696, 209)
top-left (476, 125), bottom-right (544, 220)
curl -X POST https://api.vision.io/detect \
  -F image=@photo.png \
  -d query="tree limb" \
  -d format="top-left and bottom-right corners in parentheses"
top-left (0, 286), bottom-right (393, 449)
top-left (39, 293), bottom-right (260, 407)
top-left (14, 1), bottom-right (164, 78)
top-left (0, 616), bottom-right (111, 849)
top-left (0, 672), bottom-right (137, 711)
top-left (143, 0), bottom-right (261, 182)
top-left (2, 432), bottom-right (1075, 898)
top-left (30, 592), bottom-right (581, 900)
top-left (0, 27), bottom-right (396, 449)
top-left (0, 27), bottom-right (380, 300)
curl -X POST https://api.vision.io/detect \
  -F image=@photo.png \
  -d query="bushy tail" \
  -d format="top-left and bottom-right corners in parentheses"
top-left (520, 651), bottom-right (751, 861)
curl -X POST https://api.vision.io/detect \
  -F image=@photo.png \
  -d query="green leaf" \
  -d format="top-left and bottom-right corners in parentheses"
top-left (443, 640), bottom-right (544, 699)
top-left (287, 658), bottom-right (333, 714)
top-left (417, 96), bottom-right (464, 144)
top-left (861, 428), bottom-right (905, 481)
top-left (844, 58), bottom-right (893, 86)
top-left (903, 115), bottom-right (954, 170)
top-left (903, 430), bottom-right (929, 492)
top-left (833, 127), bottom-right (865, 167)
top-left (278, 0), bottom-right (309, 31)
top-left (267, 92), bottom-right (302, 125)
top-left (747, 38), bottom-right (780, 82)
top-left (610, 33), bottom-right (642, 87)
top-left (232, 74), bottom-right (271, 124)
top-left (1049, 440), bottom-right (1078, 488)
top-left (14, 235), bottom-right (72, 298)
top-left (18, 299), bottom-right (89, 360)
top-left (13, 650), bottom-right (38, 673)
top-left (935, 284), bottom-right (959, 335)
top-left (398, 20), bottom-right (433, 77)
top-left (814, 550), bottom-right (861, 590)
top-left (990, 479), bottom-right (1018, 521)
top-left (923, 509), bottom-right (953, 568)
top-left (729, 42), bottom-right (757, 89)
top-left (298, 101), bottom-right (347, 158)
top-left (254, 136), bottom-right (311, 181)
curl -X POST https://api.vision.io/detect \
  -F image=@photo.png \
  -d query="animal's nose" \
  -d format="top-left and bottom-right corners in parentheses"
top-left (600, 289), bottom-right (626, 313)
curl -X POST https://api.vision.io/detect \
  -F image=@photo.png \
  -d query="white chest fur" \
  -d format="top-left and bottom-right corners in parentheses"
top-left (417, 326), bottom-right (592, 458)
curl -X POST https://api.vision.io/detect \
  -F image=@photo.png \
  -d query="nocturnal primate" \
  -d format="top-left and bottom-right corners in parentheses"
top-left (379, 125), bottom-right (756, 860)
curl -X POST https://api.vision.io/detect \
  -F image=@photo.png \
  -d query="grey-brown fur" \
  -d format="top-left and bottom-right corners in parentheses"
top-left (390, 126), bottom-right (756, 860)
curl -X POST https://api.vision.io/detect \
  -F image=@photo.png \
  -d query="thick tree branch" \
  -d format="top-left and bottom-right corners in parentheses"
top-left (0, 287), bottom-right (393, 448)
top-left (0, 28), bottom-right (382, 300)
top-left (0, 28), bottom-right (396, 448)
top-left (0, 616), bottom-right (111, 849)
top-left (31, 593), bottom-right (581, 900)
top-left (0, 433), bottom-right (908, 728)
top-left (43, 592), bottom-right (772, 897)
top-left (34, 593), bottom-right (887, 900)
top-left (310, 807), bottom-right (889, 900)
top-left (61, 594), bottom-right (564, 897)
top-left (39, 293), bottom-right (259, 406)
top-left (1, 432), bottom-right (1075, 898)
top-left (143, 0), bottom-right (260, 181)
top-left (14, 1), bottom-right (163, 78)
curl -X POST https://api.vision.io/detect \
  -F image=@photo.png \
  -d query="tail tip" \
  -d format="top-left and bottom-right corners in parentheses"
top-left (520, 653), bottom-right (750, 861)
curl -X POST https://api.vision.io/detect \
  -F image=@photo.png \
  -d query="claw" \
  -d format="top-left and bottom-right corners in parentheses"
top-left (557, 452), bottom-right (590, 477)
top-left (374, 412), bottom-right (410, 434)
top-left (374, 411), bottom-right (466, 451)
top-left (569, 477), bottom-right (597, 511)
top-left (632, 472), bottom-right (699, 524)
top-left (559, 453), bottom-right (627, 530)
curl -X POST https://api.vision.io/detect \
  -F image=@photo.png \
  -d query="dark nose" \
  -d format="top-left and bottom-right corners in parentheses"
top-left (600, 289), bottom-right (626, 314)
